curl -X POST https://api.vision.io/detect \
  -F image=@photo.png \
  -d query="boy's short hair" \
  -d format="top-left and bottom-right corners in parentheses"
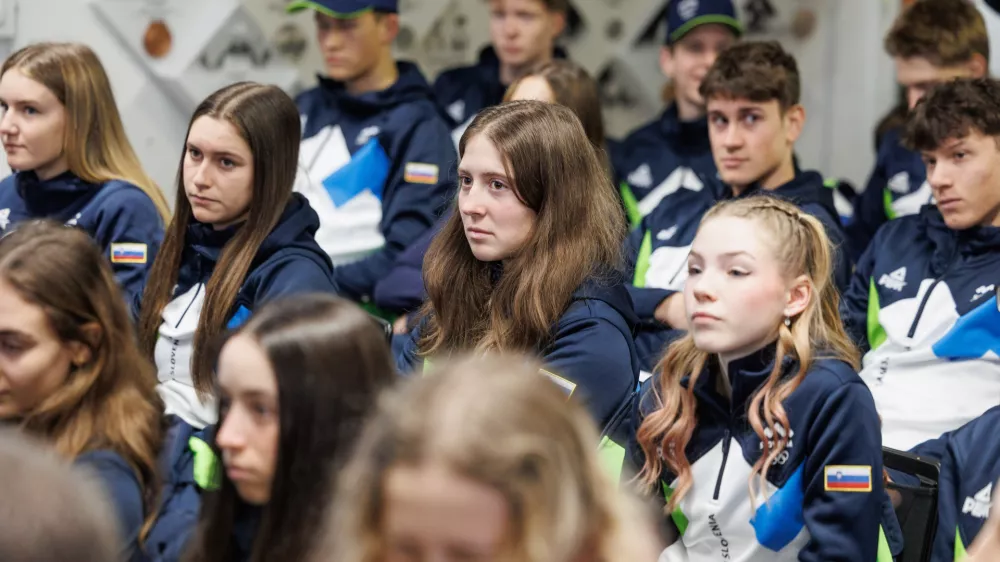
top-left (903, 78), bottom-right (1000, 152)
top-left (699, 41), bottom-right (800, 110)
top-left (884, 0), bottom-right (989, 66)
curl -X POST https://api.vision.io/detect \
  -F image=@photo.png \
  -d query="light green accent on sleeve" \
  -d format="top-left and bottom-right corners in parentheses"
top-left (824, 178), bottom-right (838, 189)
top-left (633, 230), bottom-right (652, 288)
top-left (620, 182), bottom-right (642, 228)
top-left (597, 436), bottom-right (625, 482)
top-left (867, 277), bottom-right (888, 351)
top-left (662, 483), bottom-right (690, 535)
top-left (883, 188), bottom-right (898, 220)
top-left (956, 526), bottom-right (968, 561)
top-left (189, 436), bottom-right (220, 491)
top-left (877, 525), bottom-right (893, 562)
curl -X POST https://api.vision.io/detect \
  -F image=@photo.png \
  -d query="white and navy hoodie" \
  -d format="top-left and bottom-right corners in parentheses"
top-left (841, 204), bottom-right (1000, 450)
top-left (628, 346), bottom-right (892, 562)
top-left (149, 194), bottom-right (337, 429)
top-left (293, 62), bottom-right (455, 305)
top-left (0, 171), bottom-right (163, 303)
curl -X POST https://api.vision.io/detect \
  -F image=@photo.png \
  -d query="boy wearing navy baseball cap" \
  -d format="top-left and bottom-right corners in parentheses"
top-left (286, 0), bottom-right (456, 317)
top-left (614, 0), bottom-right (743, 227)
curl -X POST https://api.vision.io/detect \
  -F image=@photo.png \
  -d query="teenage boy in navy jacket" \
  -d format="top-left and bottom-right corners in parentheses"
top-left (287, 0), bottom-right (455, 311)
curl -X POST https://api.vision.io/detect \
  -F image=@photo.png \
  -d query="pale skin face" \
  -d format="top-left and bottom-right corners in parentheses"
top-left (489, 0), bottom-right (566, 85)
top-left (684, 216), bottom-right (810, 368)
top-left (707, 98), bottom-right (804, 195)
top-left (660, 24), bottom-right (739, 121)
top-left (383, 461), bottom-right (510, 562)
top-left (921, 131), bottom-right (1000, 230)
top-left (0, 278), bottom-right (90, 419)
top-left (183, 116), bottom-right (254, 231)
top-left (315, 11), bottom-right (399, 94)
top-left (457, 134), bottom-right (537, 263)
top-left (215, 334), bottom-right (280, 505)
top-left (0, 69), bottom-right (69, 181)
top-left (894, 55), bottom-right (986, 110)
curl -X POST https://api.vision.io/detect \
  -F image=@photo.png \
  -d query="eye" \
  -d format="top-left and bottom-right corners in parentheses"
top-left (710, 115), bottom-right (727, 126)
top-left (458, 174), bottom-right (472, 188)
top-left (687, 264), bottom-right (703, 276)
top-left (23, 106), bottom-right (38, 116)
top-left (742, 114), bottom-right (759, 126)
top-left (0, 102), bottom-right (8, 111)
top-left (187, 147), bottom-right (202, 160)
top-left (489, 179), bottom-right (507, 191)
top-left (954, 151), bottom-right (967, 161)
top-left (728, 268), bottom-right (750, 277)
top-left (250, 401), bottom-right (274, 420)
top-left (220, 157), bottom-right (235, 169)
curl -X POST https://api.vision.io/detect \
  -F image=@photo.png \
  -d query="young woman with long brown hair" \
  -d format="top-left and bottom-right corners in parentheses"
top-left (136, 82), bottom-right (337, 431)
top-left (0, 42), bottom-right (170, 303)
top-left (629, 196), bottom-right (888, 561)
top-left (395, 100), bottom-right (638, 433)
top-left (0, 220), bottom-right (162, 558)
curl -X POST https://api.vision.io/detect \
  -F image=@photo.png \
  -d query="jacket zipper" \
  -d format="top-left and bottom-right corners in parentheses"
top-left (905, 252), bottom-right (960, 338)
top-left (713, 428), bottom-right (731, 500)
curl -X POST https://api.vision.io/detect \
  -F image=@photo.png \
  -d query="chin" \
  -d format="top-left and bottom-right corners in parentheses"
top-left (234, 483), bottom-right (269, 506)
top-left (941, 213), bottom-right (976, 231)
top-left (325, 66), bottom-right (359, 82)
top-left (189, 209), bottom-right (218, 225)
top-left (690, 331), bottom-right (731, 354)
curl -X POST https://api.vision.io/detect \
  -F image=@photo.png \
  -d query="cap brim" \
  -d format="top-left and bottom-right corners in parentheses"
top-left (669, 15), bottom-right (743, 44)
top-left (285, 0), bottom-right (373, 17)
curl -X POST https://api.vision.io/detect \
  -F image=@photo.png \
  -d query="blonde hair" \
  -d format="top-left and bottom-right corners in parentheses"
top-left (2, 42), bottom-right (170, 221)
top-left (323, 353), bottom-right (660, 562)
top-left (636, 196), bottom-right (859, 510)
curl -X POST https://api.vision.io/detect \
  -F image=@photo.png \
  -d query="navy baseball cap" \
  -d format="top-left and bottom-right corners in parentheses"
top-left (666, 0), bottom-right (743, 45)
top-left (286, 0), bottom-right (398, 16)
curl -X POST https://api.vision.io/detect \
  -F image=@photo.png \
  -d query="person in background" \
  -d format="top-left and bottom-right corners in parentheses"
top-left (0, 429), bottom-right (123, 562)
top-left (395, 101), bottom-right (637, 435)
top-left (846, 0), bottom-right (988, 261)
top-left (434, 0), bottom-right (568, 145)
top-left (0, 42), bottom-right (170, 303)
top-left (840, 77), bottom-right (1000, 451)
top-left (176, 294), bottom-right (395, 562)
top-left (628, 41), bottom-right (850, 373)
top-left (377, 58), bottom-right (612, 334)
top-left (285, 0), bottom-right (455, 317)
top-left (613, 0), bottom-right (741, 227)
top-left (324, 353), bottom-right (662, 562)
top-left (631, 196), bottom-right (890, 562)
top-left (0, 221), bottom-right (163, 559)
top-left (136, 82), bottom-right (337, 432)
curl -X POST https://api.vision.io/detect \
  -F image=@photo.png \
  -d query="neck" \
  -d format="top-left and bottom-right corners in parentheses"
top-left (675, 96), bottom-right (705, 122)
top-left (732, 156), bottom-right (795, 196)
top-left (346, 55), bottom-right (398, 96)
top-left (499, 51), bottom-right (553, 86)
top-left (716, 356), bottom-right (733, 400)
top-left (34, 159), bottom-right (69, 182)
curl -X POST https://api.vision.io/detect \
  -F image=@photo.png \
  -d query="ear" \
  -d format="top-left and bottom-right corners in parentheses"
top-left (659, 46), bottom-right (675, 79)
top-left (549, 10), bottom-right (567, 38)
top-left (67, 323), bottom-right (102, 368)
top-left (380, 13), bottom-right (400, 44)
top-left (968, 53), bottom-right (988, 79)
top-left (784, 104), bottom-right (806, 145)
top-left (783, 274), bottom-right (812, 320)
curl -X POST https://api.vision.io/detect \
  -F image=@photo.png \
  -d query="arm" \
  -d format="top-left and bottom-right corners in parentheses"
top-left (798, 382), bottom-right (885, 562)
top-left (839, 238), bottom-right (878, 354)
top-left (253, 252), bottom-right (339, 303)
top-left (625, 223), bottom-right (680, 324)
top-left (90, 187), bottom-right (165, 305)
top-left (371, 218), bottom-right (443, 313)
top-left (394, 322), bottom-right (423, 375)
top-left (74, 451), bottom-right (144, 554)
top-left (334, 118), bottom-right (456, 301)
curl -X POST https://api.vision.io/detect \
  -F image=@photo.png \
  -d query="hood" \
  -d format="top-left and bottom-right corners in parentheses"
top-left (917, 204), bottom-right (1000, 274)
top-left (185, 193), bottom-right (325, 268)
top-left (316, 61), bottom-right (436, 116)
top-left (571, 272), bottom-right (640, 331)
top-left (16, 170), bottom-right (101, 216)
top-left (736, 170), bottom-right (839, 220)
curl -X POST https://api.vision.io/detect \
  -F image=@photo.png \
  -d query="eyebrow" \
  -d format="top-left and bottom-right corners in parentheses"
top-left (457, 167), bottom-right (510, 180)
top-left (186, 142), bottom-right (247, 162)
top-left (689, 250), bottom-right (756, 260)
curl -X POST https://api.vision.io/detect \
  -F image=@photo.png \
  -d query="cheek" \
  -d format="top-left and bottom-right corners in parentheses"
top-left (2, 346), bottom-right (71, 410)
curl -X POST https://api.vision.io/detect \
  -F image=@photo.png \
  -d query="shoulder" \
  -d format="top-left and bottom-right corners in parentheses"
top-left (92, 180), bottom-right (160, 215)
top-left (294, 85), bottom-right (323, 108)
top-left (795, 357), bottom-right (876, 411)
top-left (74, 449), bottom-right (143, 528)
top-left (434, 64), bottom-right (479, 90)
top-left (620, 116), bottom-right (664, 147)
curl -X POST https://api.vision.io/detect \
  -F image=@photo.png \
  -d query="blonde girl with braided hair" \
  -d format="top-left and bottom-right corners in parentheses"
top-left (629, 195), bottom-right (892, 562)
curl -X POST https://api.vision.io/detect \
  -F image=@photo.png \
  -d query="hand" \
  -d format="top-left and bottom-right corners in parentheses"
top-left (654, 293), bottom-right (687, 329)
top-left (392, 314), bottom-right (410, 335)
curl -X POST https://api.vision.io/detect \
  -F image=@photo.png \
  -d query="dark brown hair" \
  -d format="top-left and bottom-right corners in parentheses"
top-left (417, 100), bottom-right (625, 357)
top-left (902, 77), bottom-right (1000, 152)
top-left (884, 0), bottom-right (989, 67)
top-left (0, 429), bottom-right (121, 562)
top-left (138, 82), bottom-right (301, 395)
top-left (185, 295), bottom-right (396, 562)
top-left (0, 221), bottom-right (162, 538)
top-left (699, 40), bottom-right (800, 111)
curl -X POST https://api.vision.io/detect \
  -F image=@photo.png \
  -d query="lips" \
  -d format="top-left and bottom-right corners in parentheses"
top-left (691, 311), bottom-right (720, 323)
top-left (188, 194), bottom-right (214, 206)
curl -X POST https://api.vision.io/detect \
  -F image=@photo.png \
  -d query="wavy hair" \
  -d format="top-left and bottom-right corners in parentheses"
top-left (635, 196), bottom-right (859, 510)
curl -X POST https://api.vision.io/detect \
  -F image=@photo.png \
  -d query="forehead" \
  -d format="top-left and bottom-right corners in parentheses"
top-left (693, 215), bottom-right (774, 256)
top-left (217, 335), bottom-right (276, 393)
top-left (675, 24), bottom-right (738, 46)
top-left (489, 0), bottom-right (550, 12)
top-left (706, 97), bottom-right (780, 114)
top-left (894, 56), bottom-right (967, 84)
top-left (927, 131), bottom-right (997, 153)
top-left (187, 116), bottom-right (251, 155)
top-left (0, 278), bottom-right (53, 337)
top-left (459, 134), bottom-right (506, 172)
top-left (0, 69), bottom-right (61, 106)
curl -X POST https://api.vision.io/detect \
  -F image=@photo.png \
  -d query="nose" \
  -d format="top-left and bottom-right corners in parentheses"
top-left (0, 108), bottom-right (17, 138)
top-left (458, 183), bottom-right (487, 219)
top-left (216, 407), bottom-right (247, 454)
top-left (690, 271), bottom-right (718, 304)
top-left (927, 162), bottom-right (951, 193)
top-left (907, 87), bottom-right (923, 111)
top-left (190, 161), bottom-right (211, 191)
top-left (722, 123), bottom-right (743, 150)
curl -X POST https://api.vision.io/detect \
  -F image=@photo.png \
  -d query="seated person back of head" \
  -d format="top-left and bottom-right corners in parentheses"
top-left (841, 77), bottom-right (1000, 450)
top-left (846, 0), bottom-right (988, 261)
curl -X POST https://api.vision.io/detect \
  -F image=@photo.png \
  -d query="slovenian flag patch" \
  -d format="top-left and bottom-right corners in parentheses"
top-left (110, 243), bottom-right (148, 264)
top-left (404, 162), bottom-right (439, 184)
top-left (824, 465), bottom-right (872, 492)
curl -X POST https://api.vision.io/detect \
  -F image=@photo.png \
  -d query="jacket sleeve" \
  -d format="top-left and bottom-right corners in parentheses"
top-left (846, 141), bottom-right (891, 262)
top-left (74, 450), bottom-right (144, 559)
top-left (371, 217), bottom-right (443, 312)
top-left (542, 311), bottom-right (636, 431)
top-left (625, 223), bottom-right (677, 323)
top-left (90, 187), bottom-right (165, 306)
top-left (253, 252), bottom-right (339, 303)
top-left (840, 234), bottom-right (877, 354)
top-left (799, 380), bottom-right (885, 562)
top-left (929, 432), bottom-right (963, 562)
top-left (334, 117), bottom-right (457, 301)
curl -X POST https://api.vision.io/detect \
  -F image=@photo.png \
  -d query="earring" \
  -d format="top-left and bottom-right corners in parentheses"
top-left (784, 317), bottom-right (791, 327)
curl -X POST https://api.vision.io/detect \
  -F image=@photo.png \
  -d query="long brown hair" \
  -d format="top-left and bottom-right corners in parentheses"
top-left (635, 196), bottom-right (859, 510)
top-left (137, 82), bottom-right (301, 396)
top-left (417, 100), bottom-right (625, 357)
top-left (186, 295), bottom-right (395, 562)
top-left (1, 42), bottom-right (170, 220)
top-left (0, 220), bottom-right (163, 536)
top-left (324, 353), bottom-right (661, 562)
